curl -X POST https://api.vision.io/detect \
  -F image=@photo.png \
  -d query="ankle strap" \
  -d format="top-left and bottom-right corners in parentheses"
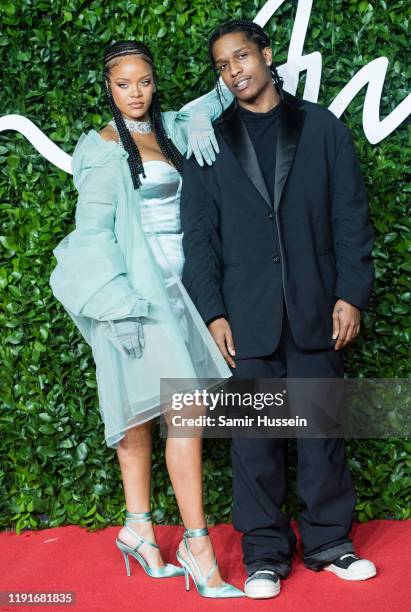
top-left (125, 511), bottom-right (152, 523)
top-left (184, 527), bottom-right (209, 538)
top-left (182, 526), bottom-right (217, 584)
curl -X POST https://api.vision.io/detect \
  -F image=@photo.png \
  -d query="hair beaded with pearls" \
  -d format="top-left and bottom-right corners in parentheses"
top-left (103, 40), bottom-right (183, 189)
top-left (208, 19), bottom-right (284, 109)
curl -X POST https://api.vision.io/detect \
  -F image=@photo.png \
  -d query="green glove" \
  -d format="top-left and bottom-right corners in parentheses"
top-left (186, 113), bottom-right (220, 167)
top-left (108, 318), bottom-right (145, 359)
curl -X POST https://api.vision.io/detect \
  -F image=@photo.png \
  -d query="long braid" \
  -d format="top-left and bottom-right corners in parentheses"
top-left (150, 92), bottom-right (183, 174)
top-left (208, 19), bottom-right (284, 110)
top-left (103, 40), bottom-right (182, 189)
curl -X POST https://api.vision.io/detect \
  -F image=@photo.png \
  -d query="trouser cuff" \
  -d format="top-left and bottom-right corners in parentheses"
top-left (303, 542), bottom-right (355, 571)
top-left (246, 560), bottom-right (291, 579)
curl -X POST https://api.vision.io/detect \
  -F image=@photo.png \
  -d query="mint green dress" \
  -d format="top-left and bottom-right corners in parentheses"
top-left (50, 89), bottom-right (234, 449)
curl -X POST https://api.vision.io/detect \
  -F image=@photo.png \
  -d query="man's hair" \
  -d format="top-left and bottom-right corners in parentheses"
top-left (103, 40), bottom-right (182, 189)
top-left (208, 19), bottom-right (284, 108)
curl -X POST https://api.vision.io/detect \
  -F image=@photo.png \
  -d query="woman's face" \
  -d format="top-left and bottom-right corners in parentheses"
top-left (106, 55), bottom-right (155, 122)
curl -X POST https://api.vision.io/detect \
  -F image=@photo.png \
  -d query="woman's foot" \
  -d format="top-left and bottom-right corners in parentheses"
top-left (178, 534), bottom-right (224, 587)
top-left (117, 521), bottom-right (165, 569)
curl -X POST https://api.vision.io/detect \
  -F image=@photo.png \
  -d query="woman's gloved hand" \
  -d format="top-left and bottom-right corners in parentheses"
top-left (108, 318), bottom-right (145, 359)
top-left (186, 113), bottom-right (220, 167)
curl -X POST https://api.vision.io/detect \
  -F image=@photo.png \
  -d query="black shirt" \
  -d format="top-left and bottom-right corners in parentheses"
top-left (238, 101), bottom-right (282, 204)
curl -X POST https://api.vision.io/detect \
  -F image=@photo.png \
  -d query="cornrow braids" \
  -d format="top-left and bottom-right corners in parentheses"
top-left (103, 40), bottom-right (183, 189)
top-left (208, 19), bottom-right (284, 110)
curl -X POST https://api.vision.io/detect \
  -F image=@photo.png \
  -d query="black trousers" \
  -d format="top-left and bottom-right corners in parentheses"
top-left (231, 304), bottom-right (356, 578)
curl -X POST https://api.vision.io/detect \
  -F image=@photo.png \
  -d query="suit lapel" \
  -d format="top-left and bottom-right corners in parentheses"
top-left (219, 99), bottom-right (271, 209)
top-left (218, 91), bottom-right (306, 213)
top-left (274, 92), bottom-right (306, 212)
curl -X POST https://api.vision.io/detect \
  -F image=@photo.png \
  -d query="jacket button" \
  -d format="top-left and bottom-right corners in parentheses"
top-left (273, 255), bottom-right (280, 263)
top-left (267, 212), bottom-right (273, 219)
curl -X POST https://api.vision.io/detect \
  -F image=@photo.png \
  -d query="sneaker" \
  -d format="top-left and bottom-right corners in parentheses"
top-left (323, 553), bottom-right (377, 581)
top-left (244, 569), bottom-right (281, 599)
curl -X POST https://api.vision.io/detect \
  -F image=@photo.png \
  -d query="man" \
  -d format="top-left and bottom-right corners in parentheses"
top-left (181, 19), bottom-right (377, 599)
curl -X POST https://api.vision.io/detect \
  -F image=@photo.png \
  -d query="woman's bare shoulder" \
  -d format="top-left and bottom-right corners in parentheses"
top-left (99, 125), bottom-right (118, 142)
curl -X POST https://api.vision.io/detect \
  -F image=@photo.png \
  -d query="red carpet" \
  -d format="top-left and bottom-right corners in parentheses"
top-left (0, 520), bottom-right (409, 611)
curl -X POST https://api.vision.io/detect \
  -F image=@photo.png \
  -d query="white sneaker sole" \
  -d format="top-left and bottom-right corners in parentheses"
top-left (245, 580), bottom-right (281, 599)
top-left (323, 561), bottom-right (377, 581)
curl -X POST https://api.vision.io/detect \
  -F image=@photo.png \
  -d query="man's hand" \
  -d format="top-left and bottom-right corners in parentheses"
top-left (208, 317), bottom-right (236, 368)
top-left (332, 299), bottom-right (361, 350)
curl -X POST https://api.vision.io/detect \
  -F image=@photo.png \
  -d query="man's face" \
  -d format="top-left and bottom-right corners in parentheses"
top-left (212, 31), bottom-right (273, 103)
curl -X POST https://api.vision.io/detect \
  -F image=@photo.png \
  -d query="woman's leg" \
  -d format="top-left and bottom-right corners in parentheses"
top-left (116, 420), bottom-right (164, 568)
top-left (165, 435), bottom-right (223, 586)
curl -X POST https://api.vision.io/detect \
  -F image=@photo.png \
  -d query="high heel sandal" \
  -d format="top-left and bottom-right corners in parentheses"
top-left (176, 527), bottom-right (245, 598)
top-left (116, 511), bottom-right (184, 578)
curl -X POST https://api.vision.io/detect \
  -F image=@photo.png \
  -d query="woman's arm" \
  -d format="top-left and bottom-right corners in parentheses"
top-left (162, 78), bottom-right (234, 164)
top-left (176, 77), bottom-right (234, 121)
top-left (50, 153), bottom-right (148, 322)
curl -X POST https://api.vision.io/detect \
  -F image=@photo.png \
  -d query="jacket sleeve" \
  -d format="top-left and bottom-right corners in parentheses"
top-left (330, 126), bottom-right (375, 310)
top-left (50, 142), bottom-right (149, 321)
top-left (162, 79), bottom-right (234, 154)
top-left (180, 155), bottom-right (227, 324)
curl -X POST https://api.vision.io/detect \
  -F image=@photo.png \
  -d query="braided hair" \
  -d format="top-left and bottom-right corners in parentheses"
top-left (208, 19), bottom-right (284, 109)
top-left (103, 40), bottom-right (183, 189)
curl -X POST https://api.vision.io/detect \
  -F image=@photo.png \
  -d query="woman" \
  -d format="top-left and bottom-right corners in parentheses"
top-left (50, 41), bottom-right (243, 598)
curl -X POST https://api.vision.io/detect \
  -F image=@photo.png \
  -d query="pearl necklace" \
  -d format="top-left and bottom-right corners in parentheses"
top-left (109, 116), bottom-right (152, 135)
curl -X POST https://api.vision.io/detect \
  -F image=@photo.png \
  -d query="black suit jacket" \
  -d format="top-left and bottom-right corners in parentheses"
top-left (180, 90), bottom-right (375, 358)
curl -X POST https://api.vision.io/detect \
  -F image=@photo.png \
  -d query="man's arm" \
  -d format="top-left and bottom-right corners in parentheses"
top-left (330, 125), bottom-right (375, 349)
top-left (181, 156), bottom-right (237, 367)
top-left (180, 155), bottom-right (227, 324)
top-left (330, 126), bottom-right (375, 310)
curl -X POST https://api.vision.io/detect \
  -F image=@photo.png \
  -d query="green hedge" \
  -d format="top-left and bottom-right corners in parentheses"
top-left (0, 0), bottom-right (409, 533)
